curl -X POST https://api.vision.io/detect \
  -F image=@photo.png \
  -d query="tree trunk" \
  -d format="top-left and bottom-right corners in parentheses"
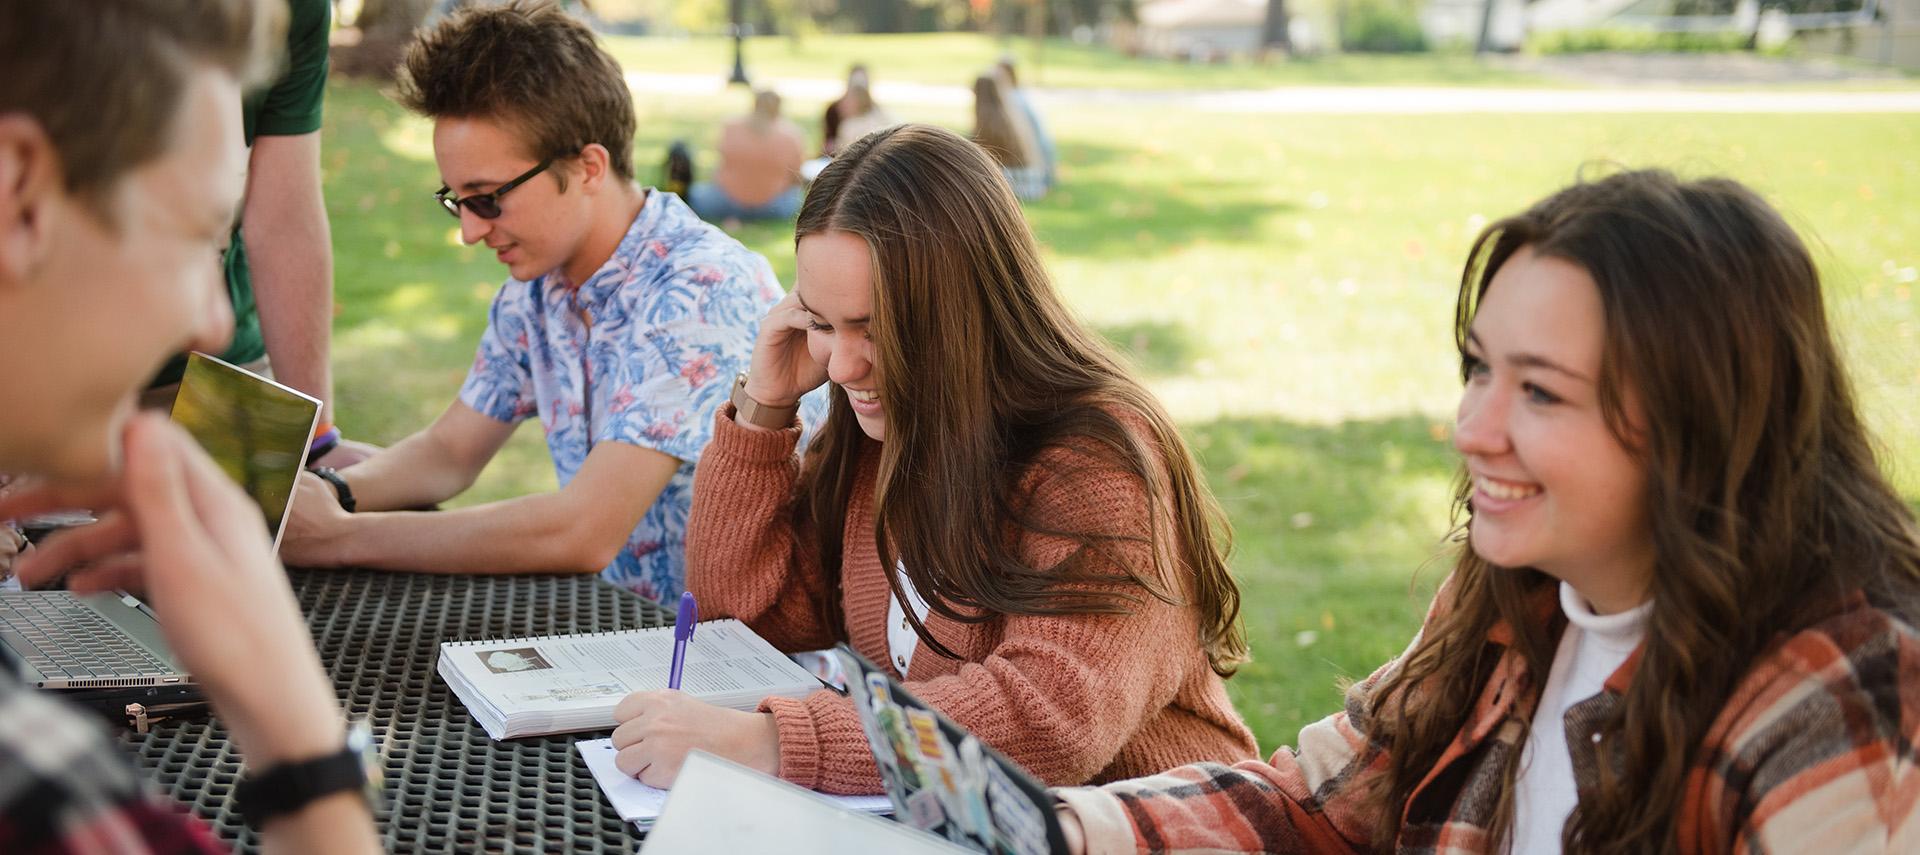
top-left (331, 0), bottom-right (437, 79)
top-left (1262, 0), bottom-right (1291, 51)
top-left (1474, 0), bottom-right (1498, 54)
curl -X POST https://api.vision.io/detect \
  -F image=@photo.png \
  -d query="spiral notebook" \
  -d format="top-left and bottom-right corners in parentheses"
top-left (436, 619), bottom-right (824, 740)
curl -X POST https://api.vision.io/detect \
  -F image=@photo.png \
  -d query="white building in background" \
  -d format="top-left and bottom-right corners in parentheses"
top-left (1419, 0), bottom-right (1526, 49)
top-left (1134, 0), bottom-right (1335, 58)
top-left (1797, 0), bottom-right (1920, 68)
top-left (1136, 0), bottom-right (1268, 59)
top-left (1421, 0), bottom-right (1655, 51)
top-left (1131, 0), bottom-right (1917, 68)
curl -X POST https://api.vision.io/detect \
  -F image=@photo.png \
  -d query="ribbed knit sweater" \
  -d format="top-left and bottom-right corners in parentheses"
top-left (685, 407), bottom-right (1259, 795)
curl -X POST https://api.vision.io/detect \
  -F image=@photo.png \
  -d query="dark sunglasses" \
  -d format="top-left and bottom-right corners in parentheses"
top-left (434, 159), bottom-right (553, 219)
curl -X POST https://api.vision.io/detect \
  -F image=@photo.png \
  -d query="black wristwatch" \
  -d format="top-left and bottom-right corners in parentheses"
top-left (310, 466), bottom-right (357, 513)
top-left (236, 718), bottom-right (381, 829)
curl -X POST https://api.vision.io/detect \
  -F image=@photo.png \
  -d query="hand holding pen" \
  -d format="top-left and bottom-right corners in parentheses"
top-left (611, 590), bottom-right (781, 787)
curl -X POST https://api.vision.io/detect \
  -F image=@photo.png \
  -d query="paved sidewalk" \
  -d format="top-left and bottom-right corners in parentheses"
top-left (627, 70), bottom-right (1920, 113)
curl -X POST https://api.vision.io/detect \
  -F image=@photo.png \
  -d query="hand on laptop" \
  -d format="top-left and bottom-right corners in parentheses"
top-left (0, 413), bottom-right (345, 766)
top-left (279, 470), bottom-right (352, 567)
top-left (1056, 805), bottom-right (1089, 854)
top-left (0, 523), bottom-right (23, 581)
top-left (610, 690), bottom-right (781, 787)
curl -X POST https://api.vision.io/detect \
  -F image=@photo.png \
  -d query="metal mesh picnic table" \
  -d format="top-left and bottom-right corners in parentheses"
top-left (119, 568), bottom-right (669, 852)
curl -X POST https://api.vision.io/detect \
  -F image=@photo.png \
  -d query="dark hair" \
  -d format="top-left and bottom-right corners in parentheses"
top-left (995, 57), bottom-right (1019, 87)
top-left (396, 0), bottom-right (636, 182)
top-left (794, 124), bottom-right (1249, 676)
top-left (1364, 168), bottom-right (1920, 851)
top-left (0, 0), bottom-right (284, 213)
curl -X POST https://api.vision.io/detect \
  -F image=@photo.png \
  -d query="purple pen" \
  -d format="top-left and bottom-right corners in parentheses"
top-left (667, 590), bottom-right (696, 690)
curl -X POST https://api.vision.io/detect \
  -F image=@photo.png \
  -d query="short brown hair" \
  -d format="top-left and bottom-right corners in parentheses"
top-left (0, 0), bottom-right (285, 207)
top-left (396, 0), bottom-right (636, 182)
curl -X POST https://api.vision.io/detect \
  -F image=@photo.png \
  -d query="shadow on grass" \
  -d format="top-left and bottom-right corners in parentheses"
top-left (1179, 412), bottom-right (1459, 748)
top-left (1027, 140), bottom-right (1298, 259)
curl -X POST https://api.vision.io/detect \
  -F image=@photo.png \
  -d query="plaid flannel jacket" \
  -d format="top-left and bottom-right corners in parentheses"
top-left (1055, 584), bottom-right (1920, 854)
top-left (0, 664), bottom-right (221, 854)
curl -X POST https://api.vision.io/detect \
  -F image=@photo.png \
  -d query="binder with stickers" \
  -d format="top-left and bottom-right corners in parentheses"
top-left (834, 644), bottom-right (1066, 855)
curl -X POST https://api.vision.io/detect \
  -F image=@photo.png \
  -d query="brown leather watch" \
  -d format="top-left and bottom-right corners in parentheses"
top-left (730, 372), bottom-right (799, 429)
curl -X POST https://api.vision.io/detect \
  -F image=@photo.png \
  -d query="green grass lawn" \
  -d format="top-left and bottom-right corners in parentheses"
top-left (322, 40), bottom-right (1920, 751)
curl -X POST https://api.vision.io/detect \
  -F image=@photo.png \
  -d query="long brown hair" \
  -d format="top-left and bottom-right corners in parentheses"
top-left (1364, 169), bottom-right (1920, 851)
top-left (793, 124), bottom-right (1248, 676)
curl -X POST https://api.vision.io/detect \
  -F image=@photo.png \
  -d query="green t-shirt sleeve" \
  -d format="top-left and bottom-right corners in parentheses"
top-left (245, 0), bottom-right (331, 142)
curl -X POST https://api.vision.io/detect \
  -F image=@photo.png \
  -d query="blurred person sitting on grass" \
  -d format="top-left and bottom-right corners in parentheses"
top-left (0, 0), bottom-right (381, 850)
top-left (819, 63), bottom-right (866, 156)
top-left (823, 67), bottom-right (895, 157)
top-left (995, 57), bottom-right (1056, 191)
top-left (1050, 170), bottom-right (1920, 854)
top-left (277, 0), bottom-right (817, 602)
top-left (687, 89), bottom-right (807, 229)
top-left (971, 72), bottom-right (1046, 202)
top-left (602, 125), bottom-right (1257, 795)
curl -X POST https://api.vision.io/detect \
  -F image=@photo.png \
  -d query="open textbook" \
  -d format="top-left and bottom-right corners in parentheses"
top-left (576, 738), bottom-right (892, 832)
top-left (437, 620), bottom-right (824, 740)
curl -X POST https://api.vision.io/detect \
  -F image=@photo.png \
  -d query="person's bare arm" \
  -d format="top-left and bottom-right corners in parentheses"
top-left (321, 401), bottom-right (517, 513)
top-left (242, 132), bottom-right (334, 426)
top-left (285, 439), bottom-right (680, 575)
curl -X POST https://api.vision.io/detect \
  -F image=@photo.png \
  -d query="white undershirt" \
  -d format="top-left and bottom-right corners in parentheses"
top-left (885, 560), bottom-right (932, 675)
top-left (1508, 582), bottom-right (1651, 855)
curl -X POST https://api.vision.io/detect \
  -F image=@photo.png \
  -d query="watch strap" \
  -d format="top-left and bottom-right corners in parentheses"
top-left (310, 466), bottom-right (356, 513)
top-left (235, 743), bottom-right (369, 828)
top-left (730, 373), bottom-right (799, 430)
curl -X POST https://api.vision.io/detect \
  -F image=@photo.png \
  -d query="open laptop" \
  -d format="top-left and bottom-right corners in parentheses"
top-left (0, 352), bottom-right (320, 697)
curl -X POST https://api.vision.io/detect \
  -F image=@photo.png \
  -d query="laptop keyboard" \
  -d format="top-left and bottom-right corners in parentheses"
top-left (0, 593), bottom-right (174, 679)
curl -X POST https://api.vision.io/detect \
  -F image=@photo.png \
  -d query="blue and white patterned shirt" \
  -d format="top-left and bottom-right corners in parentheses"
top-left (459, 190), bottom-right (819, 601)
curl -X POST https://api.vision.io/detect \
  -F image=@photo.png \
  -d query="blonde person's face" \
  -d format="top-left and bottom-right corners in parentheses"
top-left (794, 231), bottom-right (883, 441)
top-left (433, 116), bottom-right (590, 283)
top-left (1453, 247), bottom-right (1654, 613)
top-left (0, 66), bottom-right (244, 479)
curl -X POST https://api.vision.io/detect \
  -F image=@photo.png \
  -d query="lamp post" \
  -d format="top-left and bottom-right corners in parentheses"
top-left (728, 0), bottom-right (750, 86)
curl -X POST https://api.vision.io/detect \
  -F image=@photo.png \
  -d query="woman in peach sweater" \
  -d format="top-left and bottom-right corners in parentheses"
top-left (606, 124), bottom-right (1258, 794)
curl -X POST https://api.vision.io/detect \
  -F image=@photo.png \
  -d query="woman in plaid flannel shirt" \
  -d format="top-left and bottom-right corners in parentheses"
top-left (1054, 170), bottom-right (1920, 854)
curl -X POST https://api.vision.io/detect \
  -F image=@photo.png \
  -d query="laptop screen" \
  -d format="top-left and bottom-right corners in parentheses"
top-left (169, 353), bottom-right (322, 553)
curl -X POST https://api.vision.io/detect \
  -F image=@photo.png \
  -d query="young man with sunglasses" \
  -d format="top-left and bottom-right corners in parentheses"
top-left (278, 1), bottom-right (814, 601)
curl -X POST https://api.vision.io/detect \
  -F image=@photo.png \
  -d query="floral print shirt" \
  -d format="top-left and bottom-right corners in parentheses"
top-left (459, 190), bottom-right (820, 601)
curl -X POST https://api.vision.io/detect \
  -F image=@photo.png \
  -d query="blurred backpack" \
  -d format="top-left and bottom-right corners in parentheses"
top-left (662, 140), bottom-right (693, 198)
